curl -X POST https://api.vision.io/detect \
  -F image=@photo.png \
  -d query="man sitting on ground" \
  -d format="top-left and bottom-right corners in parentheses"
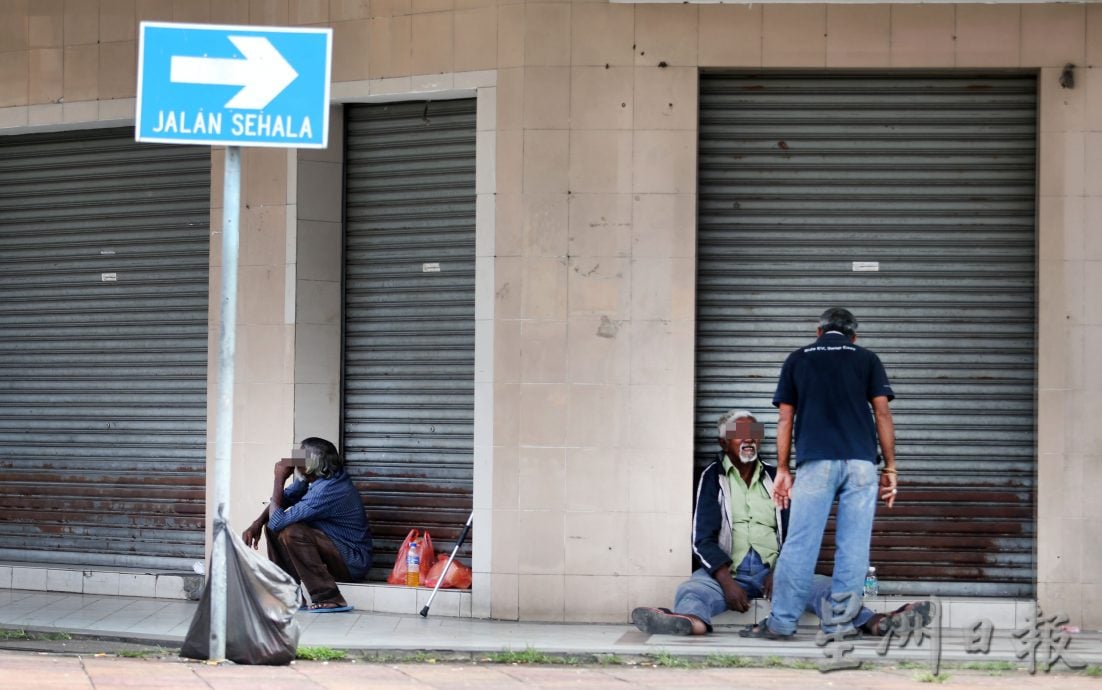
top-left (630, 410), bottom-right (929, 636)
top-left (243, 437), bottom-right (374, 613)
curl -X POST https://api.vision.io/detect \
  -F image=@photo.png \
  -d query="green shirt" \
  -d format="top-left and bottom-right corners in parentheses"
top-left (722, 455), bottom-right (780, 570)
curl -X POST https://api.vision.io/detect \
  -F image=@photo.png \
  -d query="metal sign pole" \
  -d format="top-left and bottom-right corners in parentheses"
top-left (210, 145), bottom-right (241, 662)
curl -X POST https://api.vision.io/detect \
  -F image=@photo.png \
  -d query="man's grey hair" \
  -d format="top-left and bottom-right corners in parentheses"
top-left (717, 409), bottom-right (756, 438)
top-left (301, 437), bottom-right (343, 479)
top-left (819, 307), bottom-right (859, 338)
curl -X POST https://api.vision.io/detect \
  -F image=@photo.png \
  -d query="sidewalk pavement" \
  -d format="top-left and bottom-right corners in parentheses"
top-left (1, 588), bottom-right (1100, 671)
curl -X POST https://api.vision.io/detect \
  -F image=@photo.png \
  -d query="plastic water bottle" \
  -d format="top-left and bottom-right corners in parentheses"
top-left (406, 538), bottom-right (420, 587)
top-left (864, 566), bottom-right (879, 598)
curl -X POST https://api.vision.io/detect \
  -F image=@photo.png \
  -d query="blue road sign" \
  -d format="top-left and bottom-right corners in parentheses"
top-left (137, 22), bottom-right (332, 148)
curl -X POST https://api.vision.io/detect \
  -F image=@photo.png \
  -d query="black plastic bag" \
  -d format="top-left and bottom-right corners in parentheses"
top-left (180, 513), bottom-right (302, 665)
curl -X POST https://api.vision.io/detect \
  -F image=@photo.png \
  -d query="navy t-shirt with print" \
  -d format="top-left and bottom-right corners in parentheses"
top-left (772, 331), bottom-right (895, 464)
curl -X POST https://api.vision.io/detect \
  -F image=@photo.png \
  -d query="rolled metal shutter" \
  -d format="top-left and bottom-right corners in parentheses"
top-left (0, 127), bottom-right (210, 569)
top-left (343, 100), bottom-right (476, 580)
top-left (696, 73), bottom-right (1037, 596)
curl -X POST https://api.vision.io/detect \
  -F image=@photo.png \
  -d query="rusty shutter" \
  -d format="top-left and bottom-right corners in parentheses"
top-left (695, 73), bottom-right (1037, 596)
top-left (0, 127), bottom-right (210, 569)
top-left (343, 100), bottom-right (476, 580)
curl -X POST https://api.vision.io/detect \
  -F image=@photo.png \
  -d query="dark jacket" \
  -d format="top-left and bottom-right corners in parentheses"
top-left (692, 454), bottom-right (790, 575)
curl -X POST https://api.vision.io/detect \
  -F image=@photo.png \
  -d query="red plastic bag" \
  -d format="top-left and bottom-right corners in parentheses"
top-left (386, 529), bottom-right (435, 585)
top-left (424, 554), bottom-right (473, 590)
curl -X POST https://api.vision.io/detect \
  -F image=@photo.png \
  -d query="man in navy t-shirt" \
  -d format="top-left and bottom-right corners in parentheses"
top-left (741, 308), bottom-right (900, 640)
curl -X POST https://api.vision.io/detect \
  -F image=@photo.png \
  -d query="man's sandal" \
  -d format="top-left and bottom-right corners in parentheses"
top-left (738, 618), bottom-right (794, 641)
top-left (300, 601), bottom-right (354, 613)
top-left (871, 600), bottom-right (933, 635)
top-left (631, 607), bottom-right (696, 635)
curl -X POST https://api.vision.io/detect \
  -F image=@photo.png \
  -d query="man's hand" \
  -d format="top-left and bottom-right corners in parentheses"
top-left (274, 458), bottom-right (296, 482)
top-left (242, 521), bottom-right (263, 550)
top-left (772, 468), bottom-right (793, 509)
top-left (763, 570), bottom-right (775, 600)
top-left (879, 471), bottom-right (898, 508)
top-left (713, 568), bottom-right (751, 612)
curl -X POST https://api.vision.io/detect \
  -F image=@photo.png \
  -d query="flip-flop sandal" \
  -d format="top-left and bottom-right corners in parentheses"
top-left (630, 607), bottom-right (695, 635)
top-left (300, 603), bottom-right (354, 613)
top-left (738, 618), bottom-right (794, 641)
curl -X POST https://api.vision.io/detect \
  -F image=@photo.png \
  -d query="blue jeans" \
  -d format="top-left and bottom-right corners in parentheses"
top-left (766, 459), bottom-right (879, 635)
top-left (674, 550), bottom-right (874, 630)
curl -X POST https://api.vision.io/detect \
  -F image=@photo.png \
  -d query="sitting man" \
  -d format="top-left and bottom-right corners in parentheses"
top-left (631, 410), bottom-right (928, 636)
top-left (243, 437), bottom-right (374, 613)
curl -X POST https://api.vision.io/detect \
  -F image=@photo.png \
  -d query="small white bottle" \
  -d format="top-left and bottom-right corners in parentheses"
top-left (863, 566), bottom-right (879, 598)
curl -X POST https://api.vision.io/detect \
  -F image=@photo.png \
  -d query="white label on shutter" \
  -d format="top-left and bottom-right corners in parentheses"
top-left (852, 261), bottom-right (880, 272)
top-left (422, 262), bottom-right (441, 273)
top-left (100, 250), bottom-right (116, 255)
top-left (101, 272), bottom-right (117, 282)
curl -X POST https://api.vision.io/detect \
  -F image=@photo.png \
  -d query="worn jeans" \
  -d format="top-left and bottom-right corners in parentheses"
top-left (673, 550), bottom-right (874, 630)
top-left (766, 459), bottom-right (879, 635)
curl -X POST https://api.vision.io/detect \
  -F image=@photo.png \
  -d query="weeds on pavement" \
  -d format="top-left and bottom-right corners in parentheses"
top-left (296, 646), bottom-right (348, 662)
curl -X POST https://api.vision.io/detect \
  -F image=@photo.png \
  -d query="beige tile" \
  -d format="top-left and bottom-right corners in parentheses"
top-left (521, 256), bottom-right (567, 319)
top-left (632, 193), bottom-right (694, 259)
top-left (629, 318), bottom-right (692, 387)
top-left (1038, 131), bottom-right (1085, 198)
top-left (626, 511), bottom-right (691, 577)
top-left (296, 281), bottom-right (341, 329)
top-left (524, 191), bottom-right (568, 256)
top-left (1038, 583), bottom-right (1083, 628)
top-left (1037, 195), bottom-right (1084, 264)
top-left (762, 5), bottom-right (826, 67)
top-left (98, 41), bottom-right (135, 99)
top-left (250, 0), bottom-right (290, 25)
top-left (1086, 133), bottom-right (1102, 198)
top-left (411, 11), bottom-right (453, 75)
top-left (523, 66), bottom-right (569, 130)
top-left (518, 382), bottom-right (567, 446)
top-left (564, 575), bottom-right (628, 623)
top-left (518, 573), bottom-right (564, 621)
top-left (633, 130), bottom-right (695, 194)
top-left (517, 511), bottom-right (564, 574)
top-left (0, 51), bottom-right (27, 108)
top-left (494, 255), bottom-right (522, 318)
top-left (296, 221), bottom-right (342, 283)
top-left (135, 0), bottom-right (173, 22)
top-left (525, 3), bottom-right (570, 67)
top-left (98, 95), bottom-right (134, 121)
top-left (454, 7), bottom-right (497, 73)
top-left (64, 0), bottom-right (99, 46)
top-left (627, 446), bottom-right (692, 516)
top-left (569, 129), bottom-right (632, 195)
top-left (367, 14), bottom-right (412, 80)
top-left (413, 0), bottom-right (453, 13)
top-left (46, 569), bottom-right (83, 593)
top-left (566, 383), bottom-right (625, 448)
top-left (1091, 5), bottom-right (1102, 67)
top-left (298, 160), bottom-right (341, 222)
top-left (570, 66), bottom-right (633, 131)
top-left (293, 383), bottom-right (340, 441)
top-left (491, 507), bottom-right (521, 573)
top-left (523, 130), bottom-right (569, 194)
top-left (329, 0), bottom-right (370, 21)
top-left (331, 19), bottom-right (370, 82)
top-left (1040, 66), bottom-right (1086, 134)
top-left (889, 5), bottom-right (954, 68)
top-left (12, 567), bottom-right (47, 591)
top-left (634, 66), bottom-right (696, 131)
top-left (634, 5), bottom-right (697, 68)
top-left (119, 573), bottom-right (157, 598)
top-left (495, 194), bottom-right (522, 260)
top-left (0, 104), bottom-right (28, 129)
top-left (28, 48), bottom-right (62, 104)
top-left (520, 319), bottom-right (567, 383)
top-left (568, 193), bottom-right (632, 259)
top-left (492, 445), bottom-right (519, 511)
top-left (495, 382), bottom-right (519, 445)
top-left (566, 316), bottom-right (630, 385)
top-left (99, 0), bottom-right (135, 43)
top-left (209, 0), bottom-right (248, 23)
top-left (826, 5), bottom-right (889, 68)
top-left (241, 205), bottom-right (288, 268)
top-left (244, 147), bottom-right (289, 206)
top-left (496, 67), bottom-right (523, 131)
top-left (627, 384), bottom-right (675, 450)
top-left (518, 446), bottom-right (565, 511)
top-left (239, 265), bottom-right (288, 326)
top-left (571, 3), bottom-right (634, 67)
top-left (630, 257), bottom-right (695, 322)
top-left (1087, 199), bottom-right (1102, 261)
top-left (699, 5), bottom-right (761, 68)
top-left (629, 575), bottom-right (688, 613)
top-left (1022, 5), bottom-right (1087, 67)
top-left (82, 571), bottom-right (120, 596)
top-left (30, 0), bottom-right (64, 49)
top-left (61, 99), bottom-right (97, 123)
top-left (498, 4), bottom-right (524, 69)
top-left (490, 571), bottom-right (519, 619)
top-left (955, 5), bottom-right (1020, 68)
top-left (1038, 259), bottom-right (1083, 328)
top-left (374, 584), bottom-right (417, 614)
top-left (565, 447), bottom-right (628, 512)
top-left (568, 256), bottom-right (629, 319)
top-left (28, 103), bottom-right (63, 126)
top-left (372, 0), bottom-right (412, 18)
top-left (62, 43), bottom-right (96, 101)
top-left (494, 318), bottom-right (521, 384)
top-left (564, 512), bottom-right (629, 575)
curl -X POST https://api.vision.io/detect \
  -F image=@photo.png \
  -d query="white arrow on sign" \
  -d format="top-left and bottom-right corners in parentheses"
top-left (170, 35), bottom-right (298, 110)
